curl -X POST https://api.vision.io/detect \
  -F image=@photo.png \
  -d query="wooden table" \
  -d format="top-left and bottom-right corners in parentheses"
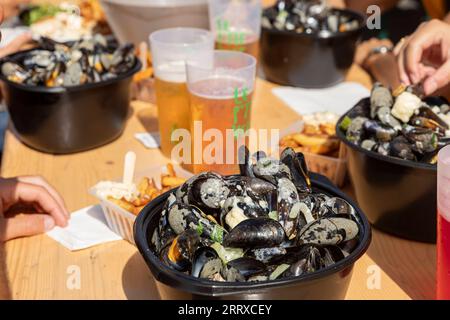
top-left (1, 65), bottom-right (435, 300)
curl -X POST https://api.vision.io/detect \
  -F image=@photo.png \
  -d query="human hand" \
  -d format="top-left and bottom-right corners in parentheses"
top-left (0, 0), bottom-right (31, 21)
top-left (0, 32), bottom-right (33, 58)
top-left (0, 176), bottom-right (69, 241)
top-left (354, 38), bottom-right (394, 67)
top-left (395, 19), bottom-right (450, 95)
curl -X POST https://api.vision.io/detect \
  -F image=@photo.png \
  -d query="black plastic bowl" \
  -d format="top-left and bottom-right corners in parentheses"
top-left (336, 99), bottom-right (437, 243)
top-left (0, 49), bottom-right (141, 154)
top-left (134, 173), bottom-right (371, 300)
top-left (260, 8), bottom-right (364, 88)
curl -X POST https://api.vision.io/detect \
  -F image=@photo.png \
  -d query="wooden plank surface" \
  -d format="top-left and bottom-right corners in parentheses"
top-left (0, 64), bottom-right (434, 300)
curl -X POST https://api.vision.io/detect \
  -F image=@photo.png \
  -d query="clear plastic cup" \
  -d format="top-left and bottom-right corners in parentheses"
top-left (438, 145), bottom-right (450, 299)
top-left (208, 0), bottom-right (262, 59)
top-left (149, 28), bottom-right (214, 162)
top-left (186, 50), bottom-right (257, 175)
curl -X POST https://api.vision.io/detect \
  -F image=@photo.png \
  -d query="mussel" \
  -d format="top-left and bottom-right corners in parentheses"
top-left (191, 247), bottom-right (224, 280)
top-left (161, 229), bottom-right (202, 272)
top-left (340, 83), bottom-right (450, 163)
top-left (297, 217), bottom-right (359, 246)
top-left (223, 217), bottom-right (285, 249)
top-left (1, 35), bottom-right (136, 87)
top-left (154, 148), bottom-right (362, 283)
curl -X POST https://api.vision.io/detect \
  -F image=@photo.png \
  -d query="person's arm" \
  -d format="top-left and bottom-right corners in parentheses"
top-left (0, 0), bottom-right (31, 21)
top-left (0, 176), bottom-right (69, 300)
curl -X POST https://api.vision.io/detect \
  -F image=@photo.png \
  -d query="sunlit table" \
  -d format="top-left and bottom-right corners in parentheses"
top-left (0, 63), bottom-right (436, 299)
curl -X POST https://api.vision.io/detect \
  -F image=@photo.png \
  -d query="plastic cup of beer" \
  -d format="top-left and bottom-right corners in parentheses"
top-left (149, 28), bottom-right (214, 161)
top-left (186, 50), bottom-right (257, 175)
top-left (208, 0), bottom-right (262, 59)
top-left (438, 145), bottom-right (450, 299)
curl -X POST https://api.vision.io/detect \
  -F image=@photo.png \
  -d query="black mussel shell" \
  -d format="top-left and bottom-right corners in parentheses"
top-left (223, 217), bottom-right (285, 249)
top-left (280, 147), bottom-right (312, 194)
top-left (191, 247), bottom-right (222, 278)
top-left (347, 98), bottom-right (370, 119)
top-left (227, 257), bottom-right (267, 279)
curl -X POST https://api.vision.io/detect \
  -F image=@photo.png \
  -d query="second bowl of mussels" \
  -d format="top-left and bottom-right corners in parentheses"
top-left (134, 148), bottom-right (371, 299)
top-left (260, 2), bottom-right (364, 88)
top-left (336, 83), bottom-right (448, 243)
top-left (0, 36), bottom-right (141, 154)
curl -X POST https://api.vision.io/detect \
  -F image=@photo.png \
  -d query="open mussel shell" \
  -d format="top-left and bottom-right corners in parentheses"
top-left (191, 247), bottom-right (223, 279)
top-left (161, 229), bottom-right (202, 272)
top-left (416, 105), bottom-right (449, 130)
top-left (266, 243), bottom-right (346, 278)
top-left (280, 147), bottom-right (312, 194)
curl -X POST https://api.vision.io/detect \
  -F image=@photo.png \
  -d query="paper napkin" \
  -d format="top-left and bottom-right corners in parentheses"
top-left (134, 132), bottom-right (161, 149)
top-left (272, 82), bottom-right (370, 116)
top-left (47, 205), bottom-right (122, 251)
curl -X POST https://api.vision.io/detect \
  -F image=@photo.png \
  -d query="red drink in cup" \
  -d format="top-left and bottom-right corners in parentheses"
top-left (438, 145), bottom-right (450, 299)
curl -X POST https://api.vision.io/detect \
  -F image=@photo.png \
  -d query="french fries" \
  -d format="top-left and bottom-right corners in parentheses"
top-left (280, 112), bottom-right (340, 157)
top-left (108, 164), bottom-right (186, 216)
top-left (133, 43), bottom-right (153, 82)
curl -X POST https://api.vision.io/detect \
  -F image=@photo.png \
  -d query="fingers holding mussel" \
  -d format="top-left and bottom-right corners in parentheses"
top-left (153, 148), bottom-right (363, 283)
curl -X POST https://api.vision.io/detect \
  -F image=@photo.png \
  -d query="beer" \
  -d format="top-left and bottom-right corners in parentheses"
top-left (189, 76), bottom-right (253, 175)
top-left (215, 29), bottom-right (259, 59)
top-left (150, 27), bottom-right (214, 169)
top-left (154, 62), bottom-right (190, 160)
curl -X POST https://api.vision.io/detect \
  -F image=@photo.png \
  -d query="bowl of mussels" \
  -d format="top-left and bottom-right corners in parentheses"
top-left (260, 1), bottom-right (364, 88)
top-left (337, 83), bottom-right (450, 243)
top-left (134, 147), bottom-right (371, 299)
top-left (0, 35), bottom-right (141, 154)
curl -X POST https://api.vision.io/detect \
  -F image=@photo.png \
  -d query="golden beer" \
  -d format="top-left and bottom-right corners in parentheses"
top-left (215, 28), bottom-right (259, 59)
top-left (215, 36), bottom-right (259, 59)
top-left (154, 68), bottom-right (190, 161)
top-left (189, 76), bottom-right (253, 175)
